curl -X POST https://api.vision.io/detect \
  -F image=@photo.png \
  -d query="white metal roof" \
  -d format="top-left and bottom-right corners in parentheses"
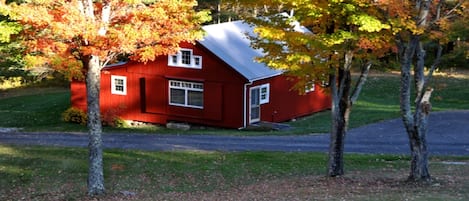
top-left (199, 21), bottom-right (282, 82)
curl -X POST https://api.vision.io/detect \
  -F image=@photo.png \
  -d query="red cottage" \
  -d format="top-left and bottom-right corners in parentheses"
top-left (71, 21), bottom-right (331, 129)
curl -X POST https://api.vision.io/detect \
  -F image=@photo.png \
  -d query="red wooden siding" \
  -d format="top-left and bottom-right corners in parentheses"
top-left (248, 76), bottom-right (331, 124)
top-left (70, 81), bottom-right (87, 111)
top-left (71, 42), bottom-right (249, 128)
top-left (70, 42), bottom-right (331, 129)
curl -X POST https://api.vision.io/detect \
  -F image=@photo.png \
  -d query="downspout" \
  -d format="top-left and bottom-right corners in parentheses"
top-left (240, 82), bottom-right (253, 129)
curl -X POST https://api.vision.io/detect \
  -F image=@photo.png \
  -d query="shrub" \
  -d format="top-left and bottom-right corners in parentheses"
top-left (112, 117), bottom-right (128, 128)
top-left (102, 104), bottom-right (127, 128)
top-left (62, 107), bottom-right (87, 125)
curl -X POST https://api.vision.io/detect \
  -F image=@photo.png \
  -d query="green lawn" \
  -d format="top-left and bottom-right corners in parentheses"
top-left (1, 145), bottom-right (468, 200)
top-left (290, 73), bottom-right (469, 133)
top-left (0, 72), bottom-right (468, 134)
top-left (1, 72), bottom-right (468, 200)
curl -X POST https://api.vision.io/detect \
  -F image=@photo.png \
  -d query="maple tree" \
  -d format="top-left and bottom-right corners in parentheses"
top-left (1, 0), bottom-right (209, 195)
top-left (237, 0), bottom-right (393, 176)
top-left (379, 0), bottom-right (469, 182)
top-left (0, 1), bottom-right (24, 82)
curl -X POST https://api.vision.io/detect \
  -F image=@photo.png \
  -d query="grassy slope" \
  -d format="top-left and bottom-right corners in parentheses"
top-left (0, 87), bottom-right (87, 132)
top-left (289, 73), bottom-right (469, 134)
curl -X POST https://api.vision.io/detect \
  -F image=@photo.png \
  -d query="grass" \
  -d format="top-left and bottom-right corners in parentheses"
top-left (0, 71), bottom-right (468, 135)
top-left (1, 72), bottom-right (468, 200)
top-left (288, 72), bottom-right (469, 133)
top-left (1, 145), bottom-right (468, 200)
top-left (0, 87), bottom-right (87, 132)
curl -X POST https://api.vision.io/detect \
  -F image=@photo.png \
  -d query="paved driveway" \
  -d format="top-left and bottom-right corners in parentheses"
top-left (1, 110), bottom-right (468, 156)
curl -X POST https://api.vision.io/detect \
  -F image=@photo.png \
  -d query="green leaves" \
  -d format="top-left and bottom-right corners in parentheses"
top-left (321, 30), bottom-right (356, 46)
top-left (349, 14), bottom-right (390, 32)
top-left (0, 21), bottom-right (21, 43)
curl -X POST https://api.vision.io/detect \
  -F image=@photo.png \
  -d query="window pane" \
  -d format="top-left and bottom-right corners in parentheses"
top-left (194, 57), bottom-right (201, 66)
top-left (188, 90), bottom-right (203, 107)
top-left (114, 78), bottom-right (124, 92)
top-left (193, 84), bottom-right (203, 89)
top-left (251, 88), bottom-right (260, 105)
top-left (115, 79), bottom-right (123, 85)
top-left (183, 82), bottom-right (191, 88)
top-left (115, 85), bottom-right (124, 92)
top-left (170, 89), bottom-right (185, 104)
top-left (114, 79), bottom-right (124, 92)
top-left (181, 50), bottom-right (191, 65)
top-left (251, 106), bottom-right (260, 120)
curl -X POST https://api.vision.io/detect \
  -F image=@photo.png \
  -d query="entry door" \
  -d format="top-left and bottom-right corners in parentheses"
top-left (250, 87), bottom-right (260, 123)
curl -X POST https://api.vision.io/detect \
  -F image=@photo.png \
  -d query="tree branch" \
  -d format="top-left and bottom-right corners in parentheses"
top-left (350, 61), bottom-right (372, 104)
top-left (424, 44), bottom-right (443, 84)
top-left (337, 51), bottom-right (353, 100)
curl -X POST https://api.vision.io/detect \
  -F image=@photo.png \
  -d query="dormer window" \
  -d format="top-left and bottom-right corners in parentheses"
top-left (168, 48), bottom-right (202, 69)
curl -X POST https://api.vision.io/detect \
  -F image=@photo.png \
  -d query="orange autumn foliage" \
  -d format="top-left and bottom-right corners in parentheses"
top-left (2, 0), bottom-right (209, 79)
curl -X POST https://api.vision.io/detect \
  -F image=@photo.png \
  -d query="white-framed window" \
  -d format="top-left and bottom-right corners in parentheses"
top-left (259, 84), bottom-right (270, 104)
top-left (111, 75), bottom-right (127, 95)
top-left (169, 80), bottom-right (204, 108)
top-left (168, 48), bottom-right (202, 69)
top-left (305, 82), bottom-right (315, 93)
top-left (251, 83), bottom-right (270, 105)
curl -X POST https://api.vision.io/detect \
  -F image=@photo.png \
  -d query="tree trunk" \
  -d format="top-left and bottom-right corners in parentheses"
top-left (327, 52), bottom-right (353, 177)
top-left (406, 89), bottom-right (432, 181)
top-left (408, 113), bottom-right (431, 181)
top-left (399, 35), bottom-right (432, 182)
top-left (85, 55), bottom-right (105, 195)
top-left (328, 99), bottom-right (349, 176)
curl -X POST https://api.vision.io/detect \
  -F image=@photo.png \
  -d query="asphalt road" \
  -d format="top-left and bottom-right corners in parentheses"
top-left (1, 110), bottom-right (468, 156)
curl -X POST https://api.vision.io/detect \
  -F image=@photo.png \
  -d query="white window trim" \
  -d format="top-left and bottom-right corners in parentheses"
top-left (260, 84), bottom-right (270, 104)
top-left (169, 80), bottom-right (204, 109)
top-left (252, 83), bottom-right (270, 105)
top-left (111, 75), bottom-right (127, 95)
top-left (168, 48), bottom-right (202, 69)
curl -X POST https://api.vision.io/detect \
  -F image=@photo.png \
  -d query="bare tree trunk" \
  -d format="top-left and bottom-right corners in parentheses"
top-left (399, 34), bottom-right (433, 182)
top-left (328, 92), bottom-right (350, 176)
top-left (85, 55), bottom-right (105, 195)
top-left (327, 52), bottom-right (353, 177)
top-left (397, 0), bottom-right (435, 182)
top-left (409, 89), bottom-right (432, 181)
top-left (328, 85), bottom-right (346, 176)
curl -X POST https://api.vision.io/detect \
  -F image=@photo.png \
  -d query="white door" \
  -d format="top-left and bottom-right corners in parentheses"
top-left (250, 87), bottom-right (260, 123)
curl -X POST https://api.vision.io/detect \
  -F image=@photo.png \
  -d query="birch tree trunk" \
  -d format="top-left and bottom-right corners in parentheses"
top-left (399, 37), bottom-right (432, 181)
top-left (85, 55), bottom-right (105, 195)
top-left (397, 0), bottom-right (435, 182)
